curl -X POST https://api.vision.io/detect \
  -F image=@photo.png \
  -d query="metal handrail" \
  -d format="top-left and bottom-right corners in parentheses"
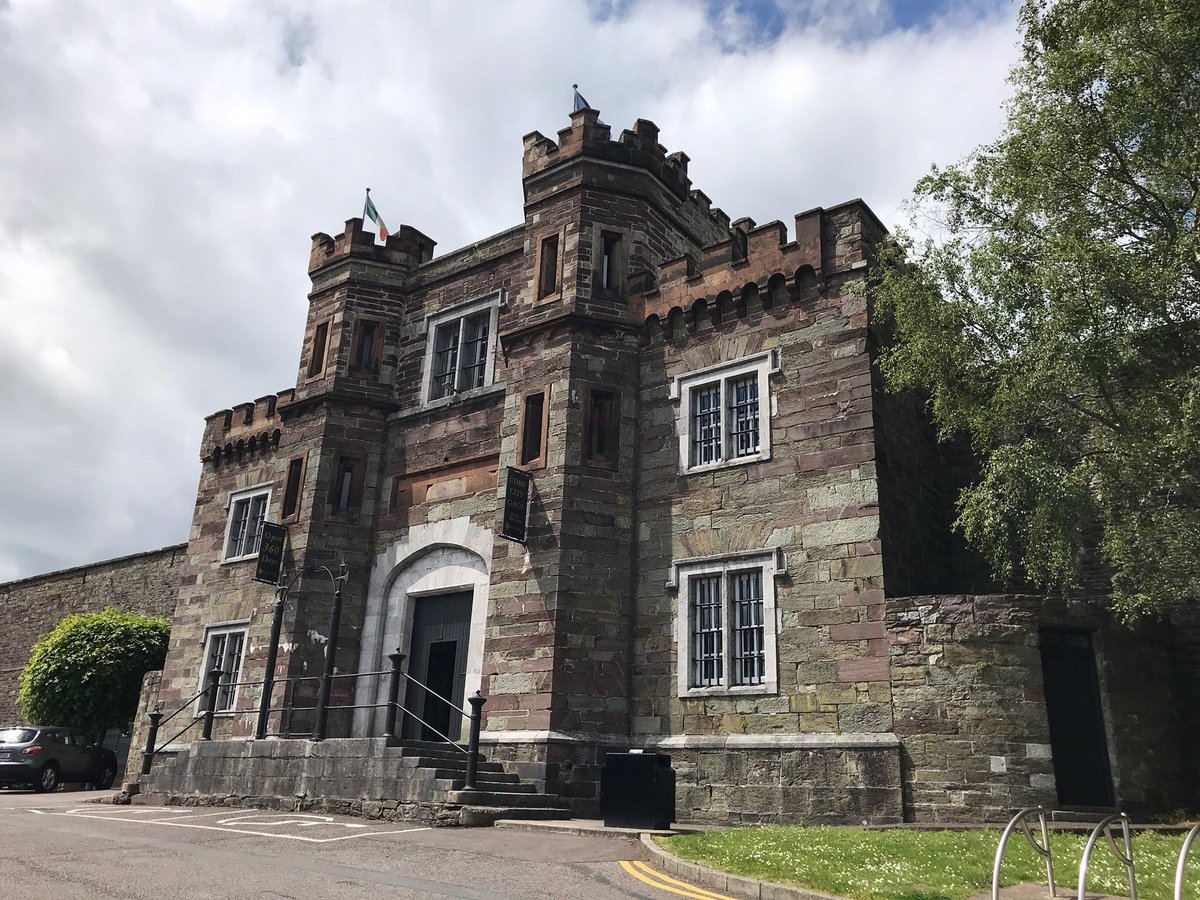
top-left (153, 682), bottom-right (213, 731)
top-left (399, 670), bottom-right (473, 721)
top-left (1078, 813), bottom-right (1136, 900)
top-left (993, 807), bottom-right (1056, 900)
top-left (141, 647), bottom-right (489, 790)
top-left (391, 701), bottom-right (469, 756)
top-left (1176, 823), bottom-right (1199, 900)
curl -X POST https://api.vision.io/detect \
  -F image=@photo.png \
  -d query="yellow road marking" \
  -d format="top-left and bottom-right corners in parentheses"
top-left (618, 860), bottom-right (736, 900)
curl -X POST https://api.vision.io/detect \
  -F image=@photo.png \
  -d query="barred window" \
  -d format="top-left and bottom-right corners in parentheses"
top-left (730, 570), bottom-right (765, 685)
top-left (201, 625), bottom-right (247, 713)
top-left (223, 487), bottom-right (270, 561)
top-left (431, 311), bottom-right (489, 399)
top-left (674, 352), bottom-right (775, 472)
top-left (674, 549), bottom-right (780, 697)
top-left (691, 383), bottom-right (722, 466)
top-left (690, 575), bottom-right (724, 687)
top-left (729, 375), bottom-right (760, 459)
top-left (423, 294), bottom-right (502, 404)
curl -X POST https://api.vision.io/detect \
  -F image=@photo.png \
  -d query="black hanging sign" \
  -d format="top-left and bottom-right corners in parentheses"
top-left (501, 467), bottom-right (532, 543)
top-left (254, 522), bottom-right (288, 584)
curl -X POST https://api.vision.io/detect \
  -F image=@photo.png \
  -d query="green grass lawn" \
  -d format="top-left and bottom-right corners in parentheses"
top-left (658, 826), bottom-right (1199, 900)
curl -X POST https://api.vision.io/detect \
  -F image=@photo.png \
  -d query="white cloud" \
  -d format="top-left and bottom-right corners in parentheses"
top-left (0, 0), bottom-right (1019, 580)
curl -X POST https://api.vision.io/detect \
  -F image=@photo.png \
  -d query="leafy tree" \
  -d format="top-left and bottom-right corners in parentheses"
top-left (872, 0), bottom-right (1199, 616)
top-left (19, 609), bottom-right (170, 738)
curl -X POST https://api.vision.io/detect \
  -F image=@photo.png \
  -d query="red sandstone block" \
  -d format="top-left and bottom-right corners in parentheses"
top-left (837, 657), bottom-right (889, 682)
top-left (830, 620), bottom-right (885, 641)
top-left (840, 588), bottom-right (885, 606)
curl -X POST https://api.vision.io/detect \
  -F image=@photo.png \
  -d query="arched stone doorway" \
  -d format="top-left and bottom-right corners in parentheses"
top-left (354, 518), bottom-right (492, 738)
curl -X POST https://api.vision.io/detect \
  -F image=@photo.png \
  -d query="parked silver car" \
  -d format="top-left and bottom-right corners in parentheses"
top-left (0, 726), bottom-right (118, 792)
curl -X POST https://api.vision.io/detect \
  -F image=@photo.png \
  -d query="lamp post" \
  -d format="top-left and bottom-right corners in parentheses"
top-left (312, 560), bottom-right (348, 742)
top-left (253, 564), bottom-right (345, 741)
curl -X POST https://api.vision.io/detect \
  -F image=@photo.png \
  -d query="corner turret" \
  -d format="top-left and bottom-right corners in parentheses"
top-left (308, 218), bottom-right (436, 276)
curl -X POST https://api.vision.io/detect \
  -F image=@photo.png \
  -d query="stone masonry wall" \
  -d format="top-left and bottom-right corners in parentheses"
top-left (0, 544), bottom-right (185, 724)
top-left (888, 594), bottom-right (1188, 822)
top-left (633, 206), bottom-right (893, 744)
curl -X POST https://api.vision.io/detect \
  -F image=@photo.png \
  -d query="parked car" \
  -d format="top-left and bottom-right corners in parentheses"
top-left (0, 726), bottom-right (118, 792)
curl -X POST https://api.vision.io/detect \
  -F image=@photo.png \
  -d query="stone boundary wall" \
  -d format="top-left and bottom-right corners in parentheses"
top-left (0, 544), bottom-right (186, 724)
top-left (887, 594), bottom-right (1188, 822)
top-left (484, 733), bottom-right (902, 825)
top-left (139, 738), bottom-right (464, 825)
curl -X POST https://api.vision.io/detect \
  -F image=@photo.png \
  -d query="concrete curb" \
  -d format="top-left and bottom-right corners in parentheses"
top-left (639, 832), bottom-right (847, 900)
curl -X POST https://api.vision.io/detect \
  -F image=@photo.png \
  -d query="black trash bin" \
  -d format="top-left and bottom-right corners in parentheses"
top-left (600, 751), bottom-right (676, 829)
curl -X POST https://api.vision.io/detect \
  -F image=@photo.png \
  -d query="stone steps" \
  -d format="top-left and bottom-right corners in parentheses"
top-left (459, 805), bottom-right (568, 827)
top-left (436, 777), bottom-right (537, 793)
top-left (427, 767), bottom-right (521, 784)
top-left (448, 789), bottom-right (571, 809)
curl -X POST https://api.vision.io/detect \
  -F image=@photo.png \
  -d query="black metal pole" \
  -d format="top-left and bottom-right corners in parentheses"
top-left (255, 584), bottom-right (287, 740)
top-left (464, 692), bottom-right (486, 791)
top-left (383, 650), bottom-right (406, 741)
top-left (312, 564), bottom-right (346, 742)
top-left (140, 710), bottom-right (163, 776)
top-left (201, 666), bottom-right (223, 741)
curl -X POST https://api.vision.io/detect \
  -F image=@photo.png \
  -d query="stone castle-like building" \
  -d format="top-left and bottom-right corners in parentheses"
top-left (113, 107), bottom-right (1196, 824)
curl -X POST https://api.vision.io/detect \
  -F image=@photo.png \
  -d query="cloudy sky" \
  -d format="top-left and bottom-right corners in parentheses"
top-left (0, 0), bottom-right (1021, 582)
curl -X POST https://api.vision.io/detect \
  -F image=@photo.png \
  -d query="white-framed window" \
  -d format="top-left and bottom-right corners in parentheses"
top-left (671, 549), bottom-right (784, 697)
top-left (199, 623), bottom-right (248, 713)
top-left (421, 291), bottom-right (503, 404)
top-left (222, 486), bottom-right (271, 562)
top-left (671, 350), bottom-right (779, 473)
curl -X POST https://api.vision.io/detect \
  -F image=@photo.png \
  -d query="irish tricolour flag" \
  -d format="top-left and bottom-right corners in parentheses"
top-left (363, 189), bottom-right (389, 241)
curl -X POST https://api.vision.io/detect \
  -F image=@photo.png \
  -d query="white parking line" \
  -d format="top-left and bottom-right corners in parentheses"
top-left (27, 808), bottom-right (431, 843)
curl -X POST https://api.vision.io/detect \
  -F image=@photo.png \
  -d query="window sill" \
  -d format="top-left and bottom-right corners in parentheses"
top-left (681, 451), bottom-right (770, 476)
top-left (401, 381), bottom-right (507, 420)
top-left (221, 553), bottom-right (260, 566)
top-left (678, 684), bottom-right (777, 699)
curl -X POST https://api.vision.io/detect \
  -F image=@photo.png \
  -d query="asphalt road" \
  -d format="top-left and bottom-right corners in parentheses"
top-left (0, 788), bottom-right (703, 900)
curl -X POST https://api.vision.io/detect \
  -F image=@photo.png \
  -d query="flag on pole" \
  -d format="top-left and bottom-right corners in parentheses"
top-left (363, 188), bottom-right (389, 241)
top-left (572, 84), bottom-right (590, 112)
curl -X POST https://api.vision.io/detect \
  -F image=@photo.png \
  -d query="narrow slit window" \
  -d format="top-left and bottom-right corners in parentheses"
top-left (520, 391), bottom-right (546, 466)
top-left (585, 389), bottom-right (618, 465)
top-left (538, 234), bottom-right (559, 299)
top-left (282, 457), bottom-right (304, 520)
top-left (351, 319), bottom-right (383, 374)
top-left (600, 231), bottom-right (622, 292)
top-left (307, 321), bottom-right (329, 377)
top-left (331, 457), bottom-right (362, 513)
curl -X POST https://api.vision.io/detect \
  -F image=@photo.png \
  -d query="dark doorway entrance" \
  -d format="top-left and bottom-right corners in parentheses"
top-left (1039, 629), bottom-right (1114, 808)
top-left (404, 591), bottom-right (472, 742)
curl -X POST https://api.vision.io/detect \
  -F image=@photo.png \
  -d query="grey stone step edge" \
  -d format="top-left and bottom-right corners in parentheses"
top-left (639, 832), bottom-right (848, 900)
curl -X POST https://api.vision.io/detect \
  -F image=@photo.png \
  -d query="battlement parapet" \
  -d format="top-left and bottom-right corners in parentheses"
top-left (634, 200), bottom-right (884, 326)
top-left (201, 389), bottom-right (294, 465)
top-left (308, 217), bottom-right (436, 276)
top-left (521, 109), bottom-right (729, 231)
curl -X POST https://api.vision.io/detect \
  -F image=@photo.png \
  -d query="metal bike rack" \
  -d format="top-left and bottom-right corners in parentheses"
top-left (1176, 823), bottom-right (1200, 900)
top-left (1078, 813), bottom-right (1136, 900)
top-left (993, 806), bottom-right (1056, 900)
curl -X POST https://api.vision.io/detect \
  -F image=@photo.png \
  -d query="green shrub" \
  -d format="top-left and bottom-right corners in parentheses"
top-left (19, 608), bottom-right (170, 738)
